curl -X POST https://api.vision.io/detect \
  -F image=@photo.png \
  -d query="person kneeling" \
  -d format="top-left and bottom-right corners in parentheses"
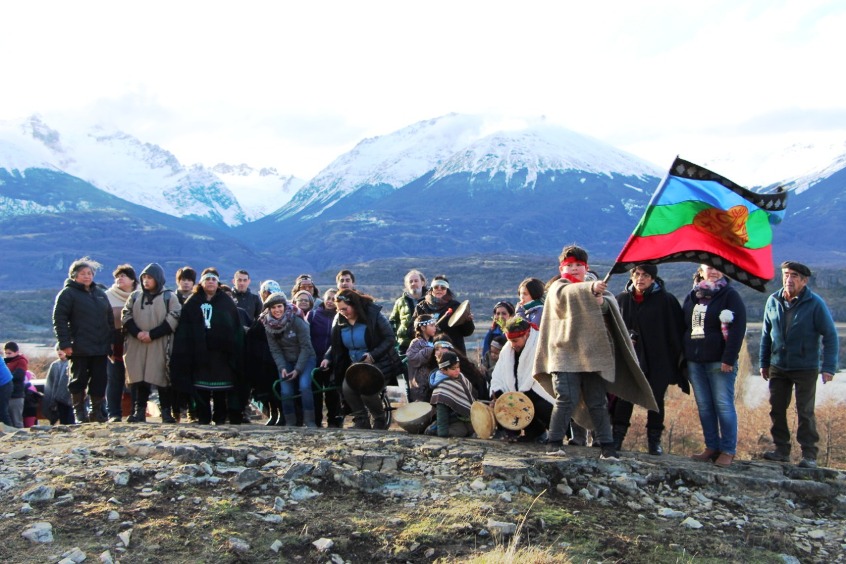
top-left (426, 352), bottom-right (475, 437)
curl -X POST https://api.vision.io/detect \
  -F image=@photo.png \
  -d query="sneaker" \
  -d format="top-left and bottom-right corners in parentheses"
top-left (763, 450), bottom-right (790, 462)
top-left (797, 458), bottom-right (817, 469)
top-left (599, 445), bottom-right (619, 461)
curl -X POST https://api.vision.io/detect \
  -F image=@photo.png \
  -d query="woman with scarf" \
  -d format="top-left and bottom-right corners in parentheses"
top-left (169, 268), bottom-right (245, 425)
top-left (105, 264), bottom-right (138, 422)
top-left (260, 292), bottom-right (317, 427)
top-left (683, 264), bottom-right (747, 468)
top-left (122, 263), bottom-right (181, 423)
top-left (412, 275), bottom-right (475, 354)
top-left (320, 289), bottom-right (403, 430)
top-left (516, 278), bottom-right (545, 327)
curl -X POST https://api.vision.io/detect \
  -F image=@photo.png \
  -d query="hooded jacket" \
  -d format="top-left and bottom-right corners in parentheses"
top-left (122, 263), bottom-right (182, 387)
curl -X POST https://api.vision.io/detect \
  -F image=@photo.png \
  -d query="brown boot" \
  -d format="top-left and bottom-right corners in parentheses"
top-left (691, 448), bottom-right (720, 462)
top-left (714, 453), bottom-right (734, 468)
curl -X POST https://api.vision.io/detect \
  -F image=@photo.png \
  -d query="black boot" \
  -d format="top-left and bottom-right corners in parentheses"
top-left (647, 429), bottom-right (664, 456)
top-left (159, 387), bottom-right (177, 424)
top-left (127, 384), bottom-right (149, 423)
top-left (612, 424), bottom-right (628, 451)
top-left (90, 396), bottom-right (109, 423)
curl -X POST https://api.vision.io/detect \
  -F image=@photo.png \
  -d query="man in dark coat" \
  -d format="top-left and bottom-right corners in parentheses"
top-left (52, 257), bottom-right (115, 423)
top-left (614, 264), bottom-right (687, 455)
top-left (231, 269), bottom-right (262, 325)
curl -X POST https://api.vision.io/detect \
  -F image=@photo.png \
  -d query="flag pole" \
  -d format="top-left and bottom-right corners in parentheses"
top-left (602, 156), bottom-right (679, 286)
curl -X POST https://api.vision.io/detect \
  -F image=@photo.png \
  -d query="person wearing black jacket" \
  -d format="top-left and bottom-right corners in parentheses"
top-left (231, 270), bottom-right (263, 326)
top-left (412, 275), bottom-right (475, 354)
top-left (320, 289), bottom-right (403, 430)
top-left (614, 265), bottom-right (687, 455)
top-left (52, 257), bottom-right (114, 423)
top-left (170, 268), bottom-right (245, 425)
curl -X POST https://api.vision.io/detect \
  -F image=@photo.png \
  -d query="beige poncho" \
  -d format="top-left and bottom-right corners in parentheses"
top-left (532, 278), bottom-right (658, 429)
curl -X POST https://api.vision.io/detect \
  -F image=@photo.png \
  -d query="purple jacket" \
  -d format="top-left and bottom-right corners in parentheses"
top-left (307, 304), bottom-right (335, 361)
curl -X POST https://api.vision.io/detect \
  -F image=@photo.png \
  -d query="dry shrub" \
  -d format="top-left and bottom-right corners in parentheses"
top-left (626, 339), bottom-right (846, 469)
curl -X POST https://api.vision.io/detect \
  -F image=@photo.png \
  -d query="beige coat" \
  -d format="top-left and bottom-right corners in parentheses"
top-left (122, 291), bottom-right (181, 387)
top-left (532, 278), bottom-right (658, 430)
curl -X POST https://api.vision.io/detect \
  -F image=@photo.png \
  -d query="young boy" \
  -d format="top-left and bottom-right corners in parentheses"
top-left (427, 351), bottom-right (475, 437)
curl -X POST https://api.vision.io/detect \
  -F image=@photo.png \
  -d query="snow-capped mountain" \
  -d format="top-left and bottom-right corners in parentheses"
top-left (0, 115), bottom-right (247, 226)
top-left (210, 163), bottom-right (305, 221)
top-left (268, 114), bottom-right (662, 223)
top-left (245, 114), bottom-right (665, 266)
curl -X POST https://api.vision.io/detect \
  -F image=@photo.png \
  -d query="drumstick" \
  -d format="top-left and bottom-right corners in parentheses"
top-left (437, 308), bottom-right (453, 326)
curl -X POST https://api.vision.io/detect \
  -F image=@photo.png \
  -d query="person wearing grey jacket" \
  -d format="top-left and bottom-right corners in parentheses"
top-left (43, 347), bottom-right (75, 424)
top-left (259, 292), bottom-right (316, 427)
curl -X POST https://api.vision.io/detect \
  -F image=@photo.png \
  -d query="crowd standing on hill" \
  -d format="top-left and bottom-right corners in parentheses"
top-left (2, 249), bottom-right (838, 470)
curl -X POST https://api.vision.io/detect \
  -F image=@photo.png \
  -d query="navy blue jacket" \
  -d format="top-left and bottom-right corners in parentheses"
top-left (682, 281), bottom-right (747, 365)
top-left (760, 287), bottom-right (839, 374)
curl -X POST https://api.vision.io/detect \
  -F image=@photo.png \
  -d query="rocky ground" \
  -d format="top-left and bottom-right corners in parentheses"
top-left (1, 421), bottom-right (845, 564)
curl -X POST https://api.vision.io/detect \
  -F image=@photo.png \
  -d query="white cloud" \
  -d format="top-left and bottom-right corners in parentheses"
top-left (1, 0), bottom-right (844, 179)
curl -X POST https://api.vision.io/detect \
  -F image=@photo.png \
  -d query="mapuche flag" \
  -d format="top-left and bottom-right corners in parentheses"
top-left (609, 157), bottom-right (788, 291)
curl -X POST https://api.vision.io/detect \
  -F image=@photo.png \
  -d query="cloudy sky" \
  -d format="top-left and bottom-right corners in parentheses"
top-left (2, 0), bottom-right (844, 182)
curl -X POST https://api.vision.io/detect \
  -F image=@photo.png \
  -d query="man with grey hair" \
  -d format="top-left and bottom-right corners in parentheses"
top-left (760, 261), bottom-right (839, 469)
top-left (389, 269), bottom-right (427, 354)
top-left (52, 257), bottom-right (115, 423)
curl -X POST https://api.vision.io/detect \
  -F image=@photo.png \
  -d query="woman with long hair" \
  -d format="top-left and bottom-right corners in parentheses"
top-left (683, 264), bottom-right (747, 468)
top-left (516, 277), bottom-right (545, 327)
top-left (412, 275), bottom-right (475, 354)
top-left (320, 289), bottom-right (403, 429)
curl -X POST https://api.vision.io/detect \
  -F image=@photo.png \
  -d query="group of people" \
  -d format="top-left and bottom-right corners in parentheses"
top-left (2, 248), bottom-right (838, 470)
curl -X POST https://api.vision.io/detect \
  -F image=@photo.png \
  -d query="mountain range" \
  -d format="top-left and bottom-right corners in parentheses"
top-left (1, 113), bottom-right (844, 290)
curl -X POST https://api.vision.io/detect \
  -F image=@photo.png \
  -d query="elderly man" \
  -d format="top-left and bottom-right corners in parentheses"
top-left (389, 269), bottom-right (427, 354)
top-left (760, 261), bottom-right (839, 469)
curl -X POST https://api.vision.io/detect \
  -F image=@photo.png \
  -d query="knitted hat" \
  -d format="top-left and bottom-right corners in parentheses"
top-left (260, 280), bottom-right (282, 295)
top-left (263, 292), bottom-right (288, 309)
top-left (294, 290), bottom-right (315, 305)
top-left (632, 264), bottom-right (658, 278)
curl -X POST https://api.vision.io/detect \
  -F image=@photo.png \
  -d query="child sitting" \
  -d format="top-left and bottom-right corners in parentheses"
top-left (406, 314), bottom-right (437, 402)
top-left (426, 351), bottom-right (476, 437)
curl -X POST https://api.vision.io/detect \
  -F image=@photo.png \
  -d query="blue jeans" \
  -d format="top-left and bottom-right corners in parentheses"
top-left (687, 361), bottom-right (738, 455)
top-left (279, 358), bottom-right (316, 420)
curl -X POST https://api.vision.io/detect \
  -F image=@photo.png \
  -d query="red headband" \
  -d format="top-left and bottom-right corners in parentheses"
top-left (505, 328), bottom-right (531, 340)
top-left (560, 256), bottom-right (588, 268)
